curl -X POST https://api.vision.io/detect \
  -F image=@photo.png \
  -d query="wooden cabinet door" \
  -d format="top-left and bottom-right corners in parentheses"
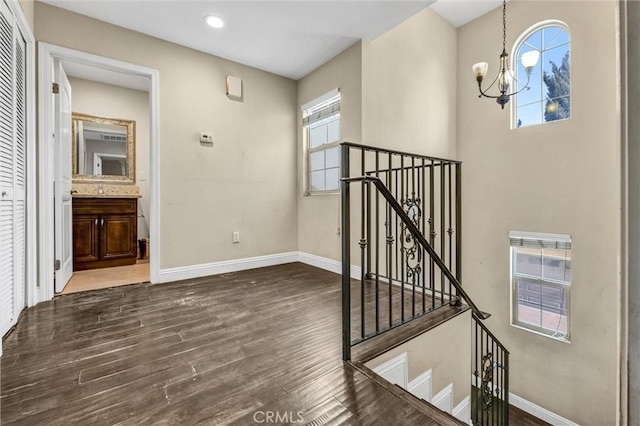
top-left (100, 214), bottom-right (137, 260)
top-left (73, 215), bottom-right (99, 264)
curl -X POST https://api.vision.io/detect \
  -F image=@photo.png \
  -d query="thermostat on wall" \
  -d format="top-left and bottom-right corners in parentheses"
top-left (200, 132), bottom-right (214, 144)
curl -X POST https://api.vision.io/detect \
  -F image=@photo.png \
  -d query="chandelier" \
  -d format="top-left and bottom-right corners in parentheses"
top-left (472, 0), bottom-right (540, 109)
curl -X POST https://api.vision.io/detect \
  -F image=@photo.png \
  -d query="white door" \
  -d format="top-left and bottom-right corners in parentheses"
top-left (0, 0), bottom-right (27, 337)
top-left (53, 60), bottom-right (73, 293)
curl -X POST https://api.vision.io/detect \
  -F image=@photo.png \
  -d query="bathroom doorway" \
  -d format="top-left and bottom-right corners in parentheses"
top-left (38, 43), bottom-right (160, 299)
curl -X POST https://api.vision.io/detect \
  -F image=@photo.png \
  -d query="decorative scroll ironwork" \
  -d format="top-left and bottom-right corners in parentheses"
top-left (474, 352), bottom-right (503, 414)
top-left (400, 197), bottom-right (423, 280)
top-left (480, 352), bottom-right (495, 410)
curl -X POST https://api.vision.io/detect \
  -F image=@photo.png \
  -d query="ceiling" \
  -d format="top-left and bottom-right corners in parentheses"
top-left (43, 0), bottom-right (503, 81)
top-left (431, 0), bottom-right (503, 28)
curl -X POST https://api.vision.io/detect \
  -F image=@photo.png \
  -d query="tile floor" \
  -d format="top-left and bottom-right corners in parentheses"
top-left (61, 259), bottom-right (150, 294)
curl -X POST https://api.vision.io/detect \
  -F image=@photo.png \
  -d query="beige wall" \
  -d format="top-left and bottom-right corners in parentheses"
top-left (35, 2), bottom-right (298, 269)
top-left (457, 1), bottom-right (620, 424)
top-left (296, 7), bottom-right (458, 263)
top-left (68, 77), bottom-right (150, 239)
top-left (296, 42), bottom-right (362, 261)
top-left (18, 0), bottom-right (33, 31)
top-left (366, 310), bottom-right (471, 408)
top-left (362, 7), bottom-right (458, 159)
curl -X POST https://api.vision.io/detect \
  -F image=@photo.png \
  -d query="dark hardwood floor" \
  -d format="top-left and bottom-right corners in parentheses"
top-left (0, 263), bottom-right (548, 425)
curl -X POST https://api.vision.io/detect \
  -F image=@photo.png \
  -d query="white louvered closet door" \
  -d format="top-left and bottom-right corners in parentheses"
top-left (0, 0), bottom-right (26, 338)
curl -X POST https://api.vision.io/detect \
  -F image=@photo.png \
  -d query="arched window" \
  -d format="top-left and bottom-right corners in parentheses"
top-left (513, 22), bottom-right (570, 128)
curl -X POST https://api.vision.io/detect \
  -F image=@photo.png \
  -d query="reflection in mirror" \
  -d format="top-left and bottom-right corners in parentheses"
top-left (72, 113), bottom-right (135, 183)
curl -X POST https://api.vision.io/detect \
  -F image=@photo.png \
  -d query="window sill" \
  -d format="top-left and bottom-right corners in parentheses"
top-left (305, 190), bottom-right (340, 197)
top-left (511, 322), bottom-right (571, 344)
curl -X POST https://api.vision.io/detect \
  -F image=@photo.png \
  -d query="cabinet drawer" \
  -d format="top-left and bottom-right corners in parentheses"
top-left (73, 198), bottom-right (137, 215)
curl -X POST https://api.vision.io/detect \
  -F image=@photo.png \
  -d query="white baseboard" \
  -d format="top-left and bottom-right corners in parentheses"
top-left (372, 352), bottom-right (408, 389)
top-left (432, 383), bottom-right (454, 414)
top-left (408, 369), bottom-right (432, 401)
top-left (510, 393), bottom-right (579, 426)
top-left (157, 251), bottom-right (299, 283)
top-left (453, 395), bottom-right (471, 425)
top-left (297, 252), bottom-right (361, 279)
top-left (157, 251), bottom-right (363, 284)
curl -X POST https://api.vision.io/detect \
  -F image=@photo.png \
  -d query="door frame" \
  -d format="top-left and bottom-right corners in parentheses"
top-left (37, 42), bottom-right (160, 302)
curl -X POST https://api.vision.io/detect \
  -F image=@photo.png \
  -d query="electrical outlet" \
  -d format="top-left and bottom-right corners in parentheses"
top-left (140, 171), bottom-right (147, 181)
top-left (232, 231), bottom-right (240, 243)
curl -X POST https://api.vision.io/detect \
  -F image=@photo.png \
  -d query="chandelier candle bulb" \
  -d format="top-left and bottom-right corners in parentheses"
top-left (521, 50), bottom-right (541, 71)
top-left (472, 62), bottom-right (489, 80)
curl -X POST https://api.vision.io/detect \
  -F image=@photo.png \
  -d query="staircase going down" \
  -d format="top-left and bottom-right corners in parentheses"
top-left (339, 142), bottom-right (510, 426)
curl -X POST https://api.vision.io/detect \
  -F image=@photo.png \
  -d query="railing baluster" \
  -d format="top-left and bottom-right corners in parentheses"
top-left (411, 156), bottom-right (416, 318)
top-left (440, 163), bottom-right (445, 304)
top-left (448, 163), bottom-right (453, 302)
top-left (360, 150), bottom-right (366, 340)
top-left (400, 155), bottom-right (405, 323)
top-left (475, 319), bottom-right (479, 425)
top-left (493, 339), bottom-right (497, 425)
top-left (480, 327), bottom-right (485, 426)
top-left (340, 144), bottom-right (350, 361)
top-left (366, 165), bottom-right (372, 282)
top-left (421, 158), bottom-right (426, 314)
top-left (487, 331), bottom-right (491, 426)
top-left (388, 153), bottom-right (393, 331)
top-left (499, 341), bottom-right (503, 426)
top-left (505, 351), bottom-right (509, 426)
top-left (395, 167), bottom-right (399, 292)
top-left (456, 163), bottom-right (462, 283)
top-left (375, 152), bottom-right (380, 333)
top-left (429, 160), bottom-right (435, 311)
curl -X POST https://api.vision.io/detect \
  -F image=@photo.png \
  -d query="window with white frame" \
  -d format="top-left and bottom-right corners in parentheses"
top-left (302, 90), bottom-right (340, 193)
top-left (513, 22), bottom-right (570, 128)
top-left (510, 231), bottom-right (571, 341)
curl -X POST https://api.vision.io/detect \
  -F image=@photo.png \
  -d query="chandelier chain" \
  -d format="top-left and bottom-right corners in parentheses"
top-left (502, 0), bottom-right (506, 53)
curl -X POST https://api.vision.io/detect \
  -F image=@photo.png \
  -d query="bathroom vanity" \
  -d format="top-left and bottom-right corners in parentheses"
top-left (70, 112), bottom-right (142, 271)
top-left (72, 196), bottom-right (139, 271)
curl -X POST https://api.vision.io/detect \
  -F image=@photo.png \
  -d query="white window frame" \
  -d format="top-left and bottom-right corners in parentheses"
top-left (511, 20), bottom-right (571, 129)
top-left (509, 231), bottom-right (571, 342)
top-left (302, 89), bottom-right (340, 195)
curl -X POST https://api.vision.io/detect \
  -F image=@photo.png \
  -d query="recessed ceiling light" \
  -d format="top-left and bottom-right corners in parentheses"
top-left (204, 15), bottom-right (224, 29)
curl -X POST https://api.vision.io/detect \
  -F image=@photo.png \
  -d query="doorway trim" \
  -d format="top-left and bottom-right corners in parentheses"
top-left (37, 43), bottom-right (160, 302)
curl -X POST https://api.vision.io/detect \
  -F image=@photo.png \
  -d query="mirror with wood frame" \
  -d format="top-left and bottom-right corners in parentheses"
top-left (72, 112), bottom-right (136, 183)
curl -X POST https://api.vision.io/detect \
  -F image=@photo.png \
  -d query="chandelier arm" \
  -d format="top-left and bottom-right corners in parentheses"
top-left (502, 71), bottom-right (533, 97)
top-left (478, 55), bottom-right (502, 99)
top-left (476, 60), bottom-right (503, 98)
top-left (477, 82), bottom-right (503, 100)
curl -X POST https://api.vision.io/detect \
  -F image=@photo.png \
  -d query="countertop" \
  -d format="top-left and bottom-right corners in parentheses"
top-left (72, 194), bottom-right (141, 199)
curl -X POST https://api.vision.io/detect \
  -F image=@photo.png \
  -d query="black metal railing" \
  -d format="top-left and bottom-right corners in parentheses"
top-left (472, 312), bottom-right (510, 426)
top-left (340, 142), bottom-right (509, 426)
top-left (340, 142), bottom-right (483, 356)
